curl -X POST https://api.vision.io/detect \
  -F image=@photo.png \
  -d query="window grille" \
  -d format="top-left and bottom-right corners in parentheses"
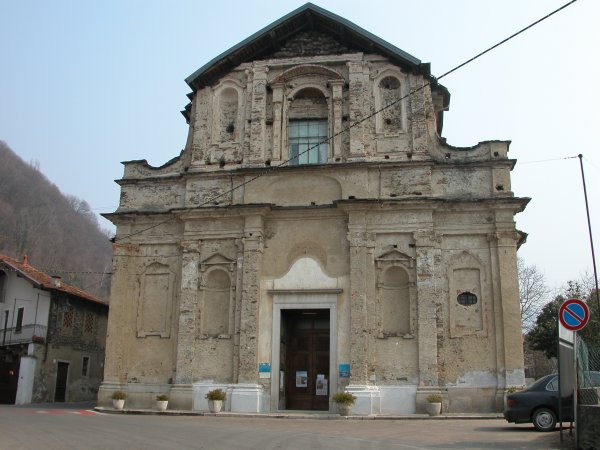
top-left (457, 292), bottom-right (478, 306)
top-left (288, 120), bottom-right (328, 165)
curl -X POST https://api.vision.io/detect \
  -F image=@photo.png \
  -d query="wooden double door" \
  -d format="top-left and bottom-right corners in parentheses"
top-left (283, 309), bottom-right (330, 411)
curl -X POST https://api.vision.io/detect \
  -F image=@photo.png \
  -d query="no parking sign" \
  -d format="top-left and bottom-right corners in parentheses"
top-left (559, 298), bottom-right (590, 331)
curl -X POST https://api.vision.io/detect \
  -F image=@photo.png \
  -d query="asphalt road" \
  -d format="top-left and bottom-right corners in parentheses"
top-left (0, 404), bottom-right (573, 450)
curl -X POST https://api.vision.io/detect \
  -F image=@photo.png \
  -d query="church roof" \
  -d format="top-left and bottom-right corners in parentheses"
top-left (185, 3), bottom-right (448, 99)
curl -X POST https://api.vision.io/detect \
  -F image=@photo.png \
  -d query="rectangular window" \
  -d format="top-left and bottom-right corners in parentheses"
top-left (15, 307), bottom-right (24, 332)
top-left (81, 356), bottom-right (89, 377)
top-left (63, 308), bottom-right (74, 328)
top-left (288, 120), bottom-right (328, 165)
top-left (84, 312), bottom-right (94, 333)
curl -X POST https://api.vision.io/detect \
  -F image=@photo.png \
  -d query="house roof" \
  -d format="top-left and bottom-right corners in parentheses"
top-left (0, 254), bottom-right (108, 306)
top-left (184, 3), bottom-right (449, 101)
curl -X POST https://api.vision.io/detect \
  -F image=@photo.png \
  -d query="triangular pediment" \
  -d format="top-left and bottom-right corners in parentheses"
top-left (200, 253), bottom-right (235, 266)
top-left (376, 250), bottom-right (413, 262)
top-left (185, 3), bottom-right (433, 92)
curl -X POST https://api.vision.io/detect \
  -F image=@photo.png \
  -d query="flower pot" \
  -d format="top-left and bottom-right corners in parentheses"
top-left (112, 399), bottom-right (125, 410)
top-left (425, 402), bottom-right (441, 416)
top-left (208, 399), bottom-right (223, 413)
top-left (156, 400), bottom-right (168, 412)
top-left (337, 403), bottom-right (352, 416)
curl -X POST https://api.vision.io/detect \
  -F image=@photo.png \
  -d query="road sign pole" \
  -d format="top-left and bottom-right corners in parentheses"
top-left (574, 331), bottom-right (578, 449)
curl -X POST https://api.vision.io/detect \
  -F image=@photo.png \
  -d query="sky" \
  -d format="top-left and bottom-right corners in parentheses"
top-left (1, 0), bottom-right (598, 292)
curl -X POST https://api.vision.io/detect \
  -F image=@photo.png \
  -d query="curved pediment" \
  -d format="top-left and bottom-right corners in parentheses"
top-left (273, 65), bottom-right (344, 84)
top-left (273, 257), bottom-right (337, 290)
top-left (375, 250), bottom-right (414, 270)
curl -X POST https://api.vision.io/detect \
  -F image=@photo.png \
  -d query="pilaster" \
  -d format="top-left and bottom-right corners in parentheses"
top-left (414, 230), bottom-right (440, 387)
top-left (490, 230), bottom-right (525, 390)
top-left (248, 64), bottom-right (268, 163)
top-left (237, 215), bottom-right (265, 383)
top-left (174, 240), bottom-right (200, 384)
top-left (347, 60), bottom-right (366, 156)
top-left (346, 214), bottom-right (371, 385)
top-left (331, 80), bottom-right (344, 160)
top-left (271, 82), bottom-right (284, 162)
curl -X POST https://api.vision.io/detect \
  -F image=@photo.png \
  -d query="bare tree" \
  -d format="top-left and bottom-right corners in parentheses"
top-left (518, 257), bottom-right (550, 331)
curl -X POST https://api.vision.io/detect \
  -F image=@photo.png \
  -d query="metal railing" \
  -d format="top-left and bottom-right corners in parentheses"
top-left (0, 324), bottom-right (47, 345)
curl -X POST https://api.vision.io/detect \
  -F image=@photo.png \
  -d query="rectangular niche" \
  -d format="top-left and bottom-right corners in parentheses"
top-left (137, 264), bottom-right (174, 338)
top-left (449, 268), bottom-right (484, 337)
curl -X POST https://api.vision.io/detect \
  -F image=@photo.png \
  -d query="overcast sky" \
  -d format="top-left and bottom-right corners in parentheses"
top-left (1, 0), bottom-right (598, 291)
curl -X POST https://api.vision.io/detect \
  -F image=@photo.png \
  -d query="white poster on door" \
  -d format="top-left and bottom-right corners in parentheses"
top-left (316, 374), bottom-right (327, 396)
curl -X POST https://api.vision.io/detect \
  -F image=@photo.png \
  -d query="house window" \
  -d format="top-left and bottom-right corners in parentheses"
top-left (81, 356), bottom-right (89, 377)
top-left (15, 307), bottom-right (24, 333)
top-left (63, 308), bottom-right (74, 328)
top-left (84, 312), bottom-right (94, 333)
top-left (288, 120), bottom-right (328, 165)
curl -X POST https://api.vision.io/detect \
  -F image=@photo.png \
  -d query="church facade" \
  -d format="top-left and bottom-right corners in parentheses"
top-left (100, 3), bottom-right (529, 414)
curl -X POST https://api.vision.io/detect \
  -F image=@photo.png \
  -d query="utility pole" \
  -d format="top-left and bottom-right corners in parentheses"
top-left (578, 154), bottom-right (600, 311)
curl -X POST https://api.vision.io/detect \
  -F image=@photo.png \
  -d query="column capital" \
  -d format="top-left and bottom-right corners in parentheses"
top-left (413, 230), bottom-right (440, 246)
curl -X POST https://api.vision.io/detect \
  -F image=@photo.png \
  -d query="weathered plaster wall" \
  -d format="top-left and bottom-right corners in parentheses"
top-left (102, 30), bottom-right (527, 413)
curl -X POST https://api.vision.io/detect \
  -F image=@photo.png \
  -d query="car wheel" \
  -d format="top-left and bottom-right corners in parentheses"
top-left (532, 408), bottom-right (557, 432)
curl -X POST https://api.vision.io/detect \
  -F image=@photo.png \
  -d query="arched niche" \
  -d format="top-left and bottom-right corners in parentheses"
top-left (211, 79), bottom-right (245, 147)
top-left (375, 250), bottom-right (416, 337)
top-left (199, 253), bottom-right (236, 338)
top-left (373, 68), bottom-right (408, 136)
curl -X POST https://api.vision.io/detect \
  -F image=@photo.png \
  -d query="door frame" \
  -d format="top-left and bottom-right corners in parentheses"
top-left (270, 292), bottom-right (339, 412)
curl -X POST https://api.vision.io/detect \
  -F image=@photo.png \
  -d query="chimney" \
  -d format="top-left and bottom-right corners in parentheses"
top-left (22, 255), bottom-right (28, 266)
top-left (50, 276), bottom-right (62, 288)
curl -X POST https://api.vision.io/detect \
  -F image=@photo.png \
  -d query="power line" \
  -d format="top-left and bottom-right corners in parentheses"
top-left (518, 155), bottom-right (579, 165)
top-left (114, 0), bottom-right (578, 243)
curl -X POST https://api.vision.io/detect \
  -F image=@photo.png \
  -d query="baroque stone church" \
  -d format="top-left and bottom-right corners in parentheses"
top-left (99, 3), bottom-right (529, 414)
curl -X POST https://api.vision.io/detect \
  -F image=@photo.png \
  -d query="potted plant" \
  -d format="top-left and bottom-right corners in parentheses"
top-left (332, 392), bottom-right (356, 416)
top-left (111, 391), bottom-right (127, 410)
top-left (205, 388), bottom-right (226, 413)
top-left (425, 394), bottom-right (442, 416)
top-left (156, 394), bottom-right (169, 412)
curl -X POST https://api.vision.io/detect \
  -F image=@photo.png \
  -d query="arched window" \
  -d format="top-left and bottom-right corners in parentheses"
top-left (380, 266), bottom-right (410, 335)
top-left (288, 88), bottom-right (328, 165)
top-left (202, 269), bottom-right (231, 336)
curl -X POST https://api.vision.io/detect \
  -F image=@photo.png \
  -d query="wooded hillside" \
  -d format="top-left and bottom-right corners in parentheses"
top-left (0, 141), bottom-right (112, 300)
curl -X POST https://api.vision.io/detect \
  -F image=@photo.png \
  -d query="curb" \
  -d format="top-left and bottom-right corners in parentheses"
top-left (94, 407), bottom-right (503, 420)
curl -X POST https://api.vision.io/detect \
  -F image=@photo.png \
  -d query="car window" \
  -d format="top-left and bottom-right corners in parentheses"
top-left (546, 376), bottom-right (559, 391)
top-left (528, 375), bottom-right (554, 391)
